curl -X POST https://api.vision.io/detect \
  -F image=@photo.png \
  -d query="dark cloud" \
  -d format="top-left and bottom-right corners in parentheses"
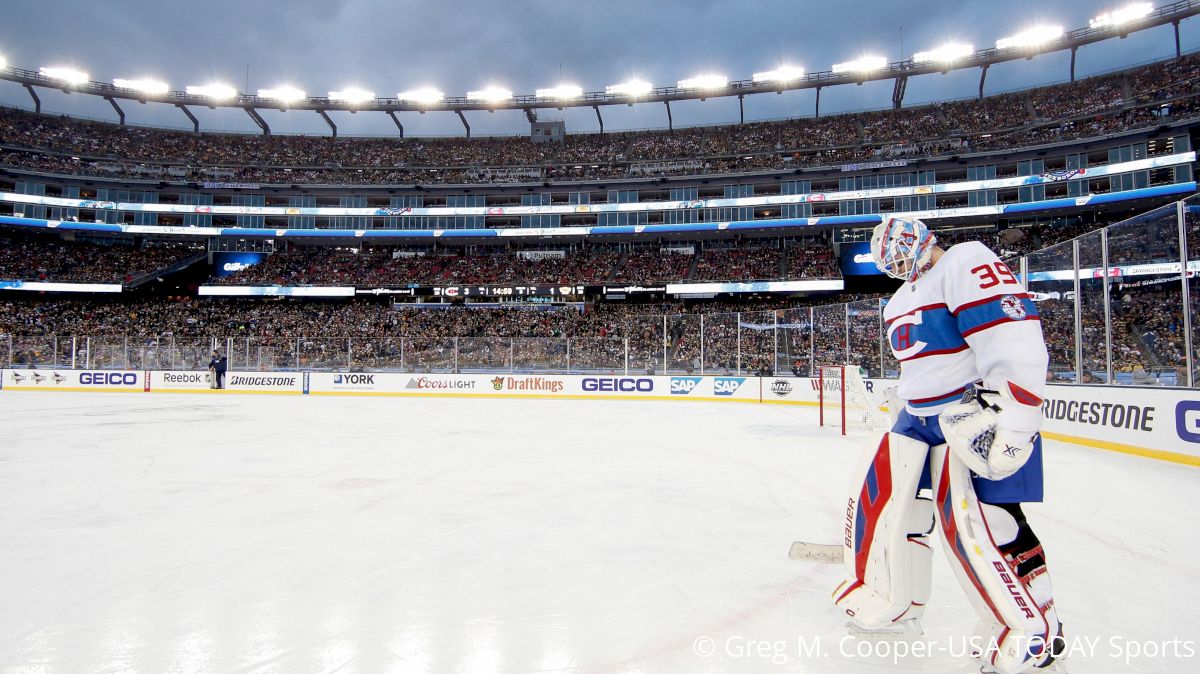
top-left (0, 0), bottom-right (1196, 136)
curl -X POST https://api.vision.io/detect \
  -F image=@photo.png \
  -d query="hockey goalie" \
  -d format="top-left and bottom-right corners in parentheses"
top-left (831, 216), bottom-right (1065, 673)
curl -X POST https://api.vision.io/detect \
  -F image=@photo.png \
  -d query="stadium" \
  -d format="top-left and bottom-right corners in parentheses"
top-left (1, 2), bottom-right (1198, 672)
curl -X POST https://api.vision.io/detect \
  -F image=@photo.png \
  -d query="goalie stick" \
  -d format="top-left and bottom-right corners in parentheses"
top-left (787, 541), bottom-right (843, 564)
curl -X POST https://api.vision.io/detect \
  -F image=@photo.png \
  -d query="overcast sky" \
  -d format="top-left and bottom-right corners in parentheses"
top-left (0, 0), bottom-right (1196, 138)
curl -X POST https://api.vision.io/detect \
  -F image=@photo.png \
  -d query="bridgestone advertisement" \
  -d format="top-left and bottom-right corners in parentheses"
top-left (224, 372), bottom-right (305, 394)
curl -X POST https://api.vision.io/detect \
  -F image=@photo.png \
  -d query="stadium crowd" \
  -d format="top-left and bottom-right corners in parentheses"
top-left (211, 238), bottom-right (842, 286)
top-left (0, 234), bottom-right (201, 283)
top-left (1, 53), bottom-right (1198, 185)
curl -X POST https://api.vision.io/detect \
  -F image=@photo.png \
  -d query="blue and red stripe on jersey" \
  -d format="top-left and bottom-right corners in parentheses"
top-left (952, 293), bottom-right (1039, 338)
top-left (885, 304), bottom-right (968, 362)
top-left (908, 386), bottom-right (969, 410)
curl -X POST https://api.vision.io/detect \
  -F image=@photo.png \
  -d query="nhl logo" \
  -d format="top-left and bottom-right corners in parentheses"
top-left (1000, 295), bottom-right (1026, 320)
top-left (771, 379), bottom-right (793, 397)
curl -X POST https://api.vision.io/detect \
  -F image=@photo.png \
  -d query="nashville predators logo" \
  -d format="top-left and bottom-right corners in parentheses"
top-left (490, 376), bottom-right (504, 391)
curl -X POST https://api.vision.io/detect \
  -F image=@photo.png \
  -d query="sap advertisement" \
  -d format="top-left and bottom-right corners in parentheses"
top-left (212, 251), bottom-right (269, 277)
top-left (839, 242), bottom-right (883, 276)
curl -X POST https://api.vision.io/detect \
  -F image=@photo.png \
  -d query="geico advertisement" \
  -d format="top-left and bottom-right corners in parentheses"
top-left (2, 368), bottom-right (143, 390)
top-left (224, 372), bottom-right (304, 393)
top-left (150, 370), bottom-right (213, 390)
top-left (566, 375), bottom-right (759, 399)
top-left (1041, 384), bottom-right (1200, 459)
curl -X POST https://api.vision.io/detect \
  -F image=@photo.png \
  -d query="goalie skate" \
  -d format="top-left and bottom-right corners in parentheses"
top-left (845, 618), bottom-right (923, 638)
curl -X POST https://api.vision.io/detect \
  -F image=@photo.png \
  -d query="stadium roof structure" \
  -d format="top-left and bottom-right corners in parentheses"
top-left (1, 1), bottom-right (1199, 137)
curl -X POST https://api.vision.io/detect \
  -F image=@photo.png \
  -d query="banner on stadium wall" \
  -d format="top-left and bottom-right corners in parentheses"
top-left (0, 152), bottom-right (1190, 217)
top-left (1, 182), bottom-right (1194, 244)
top-left (1, 368), bottom-right (143, 391)
top-left (198, 285), bottom-right (356, 297)
top-left (0, 281), bottom-right (123, 293)
top-left (665, 280), bottom-right (844, 294)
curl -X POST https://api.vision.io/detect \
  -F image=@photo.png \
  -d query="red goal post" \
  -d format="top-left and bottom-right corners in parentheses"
top-left (817, 364), bottom-right (892, 436)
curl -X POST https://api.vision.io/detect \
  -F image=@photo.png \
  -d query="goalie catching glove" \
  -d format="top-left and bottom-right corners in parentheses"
top-left (938, 386), bottom-right (1042, 481)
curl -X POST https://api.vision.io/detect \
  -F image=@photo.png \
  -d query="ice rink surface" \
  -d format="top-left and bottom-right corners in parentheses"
top-left (0, 392), bottom-right (1197, 674)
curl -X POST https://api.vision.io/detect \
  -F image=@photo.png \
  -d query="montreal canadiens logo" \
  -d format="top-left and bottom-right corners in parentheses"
top-left (1000, 295), bottom-right (1026, 320)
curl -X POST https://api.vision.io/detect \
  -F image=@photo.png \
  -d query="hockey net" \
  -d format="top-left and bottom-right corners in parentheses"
top-left (817, 365), bottom-right (892, 436)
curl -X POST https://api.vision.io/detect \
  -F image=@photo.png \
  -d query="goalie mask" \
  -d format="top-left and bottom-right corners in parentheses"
top-left (871, 216), bottom-right (937, 282)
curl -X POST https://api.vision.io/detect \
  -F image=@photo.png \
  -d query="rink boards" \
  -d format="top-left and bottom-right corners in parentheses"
top-left (3, 368), bottom-right (1199, 464)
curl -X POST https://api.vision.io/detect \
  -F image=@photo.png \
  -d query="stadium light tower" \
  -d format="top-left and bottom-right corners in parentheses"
top-left (328, 87), bottom-right (375, 104)
top-left (996, 25), bottom-right (1064, 49)
top-left (113, 78), bottom-right (169, 95)
top-left (1090, 3), bottom-right (1154, 28)
top-left (40, 66), bottom-right (89, 85)
top-left (912, 43), bottom-right (974, 65)
top-left (677, 74), bottom-right (728, 90)
top-left (606, 79), bottom-right (653, 97)
top-left (832, 56), bottom-right (887, 74)
top-left (536, 84), bottom-right (584, 100)
top-left (258, 85), bottom-right (306, 103)
top-left (752, 65), bottom-right (806, 83)
top-left (186, 83), bottom-right (238, 101)
top-left (398, 88), bottom-right (444, 104)
top-left (467, 86), bottom-right (513, 103)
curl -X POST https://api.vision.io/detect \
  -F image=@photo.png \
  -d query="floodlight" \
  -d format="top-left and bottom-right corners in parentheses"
top-left (398, 87), bottom-right (445, 104)
top-left (258, 86), bottom-right (306, 103)
top-left (912, 43), bottom-right (974, 64)
top-left (832, 56), bottom-right (887, 74)
top-left (0, 55), bottom-right (7, 70)
top-left (467, 86), bottom-right (512, 102)
top-left (677, 74), bottom-right (727, 90)
top-left (536, 84), bottom-right (583, 100)
top-left (186, 83), bottom-right (238, 101)
top-left (113, 78), bottom-right (169, 95)
top-left (752, 65), bottom-right (806, 83)
top-left (40, 66), bottom-right (89, 85)
top-left (996, 25), bottom-right (1064, 49)
top-left (328, 87), bottom-right (375, 104)
top-left (1090, 3), bottom-right (1153, 28)
top-left (606, 79), bottom-right (653, 96)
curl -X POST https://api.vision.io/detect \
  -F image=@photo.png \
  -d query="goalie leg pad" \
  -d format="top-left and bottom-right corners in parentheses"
top-left (832, 432), bottom-right (934, 628)
top-left (930, 446), bottom-right (1062, 674)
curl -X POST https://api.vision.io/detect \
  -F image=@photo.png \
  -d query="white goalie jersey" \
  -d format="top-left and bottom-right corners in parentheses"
top-left (882, 241), bottom-right (1049, 430)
